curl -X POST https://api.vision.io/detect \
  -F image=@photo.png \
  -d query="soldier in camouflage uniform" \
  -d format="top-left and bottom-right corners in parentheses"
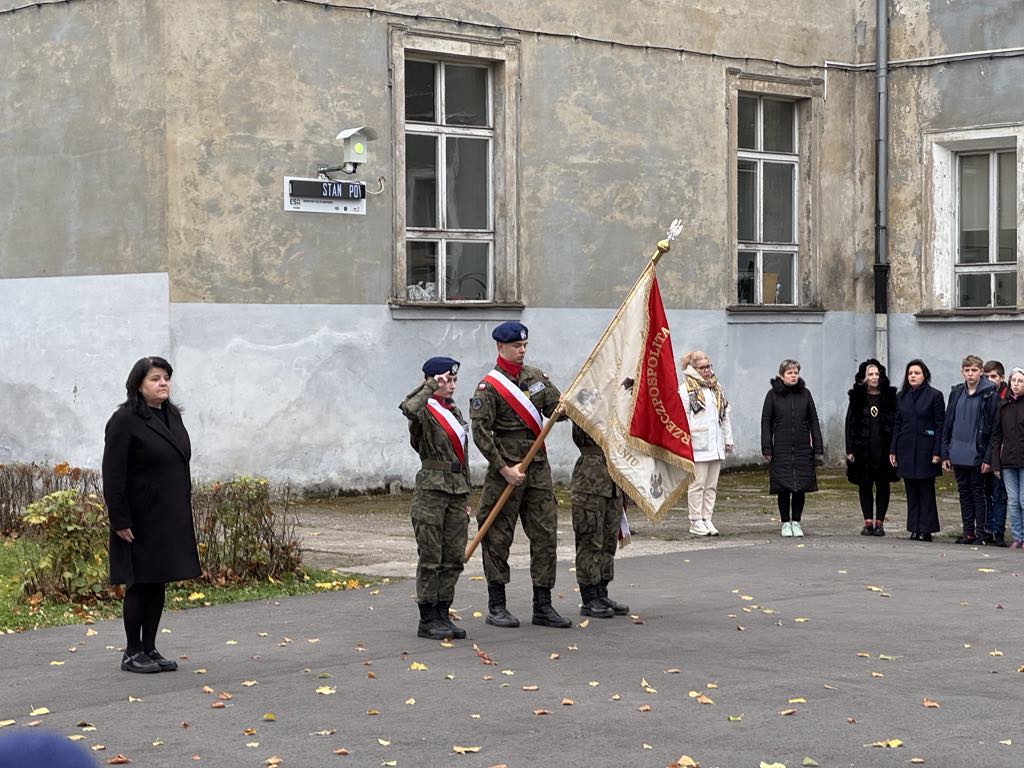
top-left (399, 356), bottom-right (471, 641)
top-left (471, 321), bottom-right (571, 629)
top-left (571, 423), bottom-right (630, 618)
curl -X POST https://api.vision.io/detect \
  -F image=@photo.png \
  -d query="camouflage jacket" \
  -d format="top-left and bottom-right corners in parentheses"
top-left (570, 423), bottom-right (619, 499)
top-left (470, 363), bottom-right (564, 486)
top-left (399, 380), bottom-right (471, 494)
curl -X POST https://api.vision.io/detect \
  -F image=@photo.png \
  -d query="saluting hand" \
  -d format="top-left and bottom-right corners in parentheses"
top-left (115, 528), bottom-right (134, 543)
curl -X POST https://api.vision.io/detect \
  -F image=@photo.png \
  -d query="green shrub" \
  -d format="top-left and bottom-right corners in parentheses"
top-left (191, 477), bottom-right (303, 583)
top-left (0, 462), bottom-right (101, 535)
top-left (20, 490), bottom-right (111, 602)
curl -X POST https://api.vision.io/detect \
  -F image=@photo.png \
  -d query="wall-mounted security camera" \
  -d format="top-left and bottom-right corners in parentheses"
top-left (318, 127), bottom-right (379, 176)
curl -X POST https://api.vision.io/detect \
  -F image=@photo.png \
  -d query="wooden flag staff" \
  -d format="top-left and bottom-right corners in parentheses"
top-left (464, 219), bottom-right (684, 563)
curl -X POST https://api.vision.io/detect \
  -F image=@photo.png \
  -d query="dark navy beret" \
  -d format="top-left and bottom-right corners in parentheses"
top-left (491, 321), bottom-right (528, 343)
top-left (422, 356), bottom-right (460, 376)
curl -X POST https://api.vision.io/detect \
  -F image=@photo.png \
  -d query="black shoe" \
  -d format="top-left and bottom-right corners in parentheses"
top-left (861, 522), bottom-right (874, 536)
top-left (532, 586), bottom-right (572, 628)
top-left (982, 532), bottom-right (995, 545)
top-left (598, 581), bottom-right (629, 615)
top-left (417, 602), bottom-right (452, 640)
top-left (873, 522), bottom-right (886, 537)
top-left (485, 582), bottom-right (520, 628)
top-left (909, 531), bottom-right (920, 540)
top-left (579, 584), bottom-right (614, 619)
top-left (146, 649), bottom-right (179, 671)
top-left (121, 651), bottom-right (161, 674)
top-left (992, 533), bottom-right (1009, 548)
top-left (437, 600), bottom-right (467, 639)
top-left (955, 535), bottom-right (976, 545)
top-left (921, 532), bottom-right (933, 542)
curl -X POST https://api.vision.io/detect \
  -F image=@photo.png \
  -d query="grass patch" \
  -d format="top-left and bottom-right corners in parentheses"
top-left (0, 537), bottom-right (375, 633)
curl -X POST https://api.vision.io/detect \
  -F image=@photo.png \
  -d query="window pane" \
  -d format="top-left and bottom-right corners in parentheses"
top-left (762, 162), bottom-right (794, 243)
top-left (959, 154), bottom-right (989, 264)
top-left (995, 272), bottom-right (1017, 307)
top-left (998, 152), bottom-right (1017, 263)
top-left (445, 137), bottom-right (489, 229)
top-left (958, 273), bottom-right (991, 308)
top-left (406, 241), bottom-right (439, 301)
top-left (763, 251), bottom-right (794, 304)
top-left (446, 242), bottom-right (490, 301)
top-left (738, 95), bottom-right (757, 150)
top-left (405, 60), bottom-right (436, 123)
top-left (737, 251), bottom-right (756, 304)
top-left (763, 100), bottom-right (795, 153)
top-left (738, 160), bottom-right (757, 241)
top-left (444, 65), bottom-right (488, 126)
top-left (406, 134), bottom-right (438, 228)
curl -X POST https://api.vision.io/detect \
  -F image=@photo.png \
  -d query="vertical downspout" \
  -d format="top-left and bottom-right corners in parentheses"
top-left (874, 0), bottom-right (890, 367)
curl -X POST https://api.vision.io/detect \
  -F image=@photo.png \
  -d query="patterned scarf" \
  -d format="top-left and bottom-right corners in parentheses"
top-left (683, 365), bottom-right (728, 423)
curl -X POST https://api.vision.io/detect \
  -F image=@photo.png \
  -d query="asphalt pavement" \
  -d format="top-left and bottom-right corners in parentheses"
top-left (2, 534), bottom-right (1023, 768)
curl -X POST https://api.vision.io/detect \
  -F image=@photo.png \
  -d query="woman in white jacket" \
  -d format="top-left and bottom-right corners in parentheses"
top-left (679, 350), bottom-right (734, 535)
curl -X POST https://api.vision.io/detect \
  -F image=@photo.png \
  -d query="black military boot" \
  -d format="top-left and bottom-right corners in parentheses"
top-left (532, 586), bottom-right (572, 628)
top-left (437, 600), bottom-right (467, 639)
top-left (598, 581), bottom-right (629, 615)
top-left (417, 602), bottom-right (452, 640)
top-left (485, 583), bottom-right (520, 628)
top-left (579, 584), bottom-right (614, 618)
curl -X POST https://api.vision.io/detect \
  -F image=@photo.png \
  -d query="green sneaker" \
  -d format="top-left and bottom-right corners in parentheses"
top-left (781, 522), bottom-right (793, 537)
top-left (791, 521), bottom-right (804, 537)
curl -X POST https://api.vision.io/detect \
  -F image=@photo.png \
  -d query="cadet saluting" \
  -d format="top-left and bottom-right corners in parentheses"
top-left (400, 357), bottom-right (471, 641)
top-left (471, 321), bottom-right (571, 629)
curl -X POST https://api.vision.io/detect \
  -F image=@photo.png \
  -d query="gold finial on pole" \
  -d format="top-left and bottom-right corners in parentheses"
top-left (651, 218), bottom-right (682, 266)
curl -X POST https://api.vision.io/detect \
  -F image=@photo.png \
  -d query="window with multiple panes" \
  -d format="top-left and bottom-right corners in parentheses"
top-left (956, 150), bottom-right (1017, 308)
top-left (404, 59), bottom-right (493, 303)
top-left (736, 94), bottom-right (798, 305)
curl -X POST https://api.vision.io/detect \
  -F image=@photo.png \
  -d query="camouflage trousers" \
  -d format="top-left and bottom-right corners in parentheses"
top-left (572, 493), bottom-right (619, 586)
top-left (475, 477), bottom-right (558, 589)
top-left (411, 489), bottom-right (469, 603)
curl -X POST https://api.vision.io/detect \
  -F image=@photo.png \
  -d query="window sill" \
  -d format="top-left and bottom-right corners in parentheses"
top-left (915, 308), bottom-right (1022, 323)
top-left (725, 304), bottom-right (825, 324)
top-left (388, 301), bottom-right (525, 320)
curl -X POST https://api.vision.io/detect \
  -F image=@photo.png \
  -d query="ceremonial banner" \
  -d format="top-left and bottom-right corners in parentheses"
top-left (563, 259), bottom-right (694, 523)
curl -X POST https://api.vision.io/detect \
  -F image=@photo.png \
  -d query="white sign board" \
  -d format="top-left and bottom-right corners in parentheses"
top-left (283, 176), bottom-right (366, 215)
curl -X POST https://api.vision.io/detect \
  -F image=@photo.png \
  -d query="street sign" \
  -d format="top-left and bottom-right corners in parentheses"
top-left (283, 176), bottom-right (366, 215)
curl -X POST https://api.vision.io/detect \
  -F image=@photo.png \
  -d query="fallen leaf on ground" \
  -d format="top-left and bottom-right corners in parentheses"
top-left (201, 685), bottom-right (214, 694)
top-left (225, 640), bottom-right (237, 645)
top-left (316, 686), bottom-right (337, 695)
top-left (265, 758), bottom-right (283, 767)
top-left (28, 707), bottom-right (49, 717)
top-left (310, 729), bottom-right (335, 736)
top-left (802, 759), bottom-right (819, 767)
top-left (736, 625), bottom-right (745, 631)
top-left (824, 684), bottom-right (837, 690)
top-left (674, 757), bottom-right (699, 767)
top-left (91, 745), bottom-right (106, 752)
top-left (522, 685), bottom-right (539, 691)
top-left (870, 672), bottom-right (884, 678)
top-left (453, 745), bottom-right (481, 754)
top-left (217, 691), bottom-right (232, 700)
top-left (378, 738), bottom-right (391, 746)
top-left (242, 680), bottom-right (258, 687)
top-left (642, 743), bottom-right (652, 750)
top-left (978, 568), bottom-right (996, 573)
top-left (67, 735), bottom-right (86, 741)
top-left (588, 681), bottom-right (600, 687)
top-left (533, 709), bottom-right (551, 716)
top-left (610, 693), bottom-right (621, 701)
top-left (210, 702), bottom-right (225, 709)
top-left (0, 721), bottom-right (15, 729)
top-left (922, 698), bottom-right (940, 708)
top-left (990, 649), bottom-right (1004, 657)
top-left (706, 683), bottom-right (718, 689)
top-left (85, 628), bottom-right (98, 637)
top-left (696, 695), bottom-right (714, 705)
top-left (106, 756), bottom-right (131, 765)
top-left (409, 662), bottom-right (429, 671)
top-left (127, 697), bottom-right (142, 703)
top-left (788, 697), bottom-right (806, 704)
top-left (638, 704), bottom-right (652, 712)
top-left (759, 762), bottom-right (786, 768)
top-left (910, 759), bottom-right (924, 764)
top-left (664, 668), bottom-right (681, 674)
top-left (871, 738), bottom-right (903, 748)
top-left (878, 654), bottom-right (898, 661)
top-left (366, 709), bottom-right (380, 716)
top-left (794, 618), bottom-right (809, 623)
top-left (49, 661), bottom-right (65, 666)
top-left (1000, 739), bottom-right (1012, 746)
top-left (333, 748), bottom-right (349, 755)
top-left (549, 653), bottom-right (560, 660)
top-left (561, 698), bottom-right (574, 706)
top-left (579, 619), bottom-right (589, 628)
top-left (728, 714), bottom-right (743, 721)
top-left (194, 669), bottom-right (207, 674)
top-left (405, 698), bottom-right (415, 705)
top-left (857, 652), bottom-right (870, 658)
top-left (246, 742), bottom-right (259, 748)
top-left (779, 709), bottom-right (797, 716)
top-left (243, 728), bottom-right (257, 736)
top-left (501, 669), bottom-right (514, 676)
top-left (848, 717), bottom-right (856, 724)
top-left (262, 713), bottom-right (276, 722)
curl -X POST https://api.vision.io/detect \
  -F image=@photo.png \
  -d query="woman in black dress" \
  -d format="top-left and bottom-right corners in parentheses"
top-left (889, 359), bottom-right (946, 541)
top-left (102, 357), bottom-right (201, 673)
top-left (845, 359), bottom-right (899, 536)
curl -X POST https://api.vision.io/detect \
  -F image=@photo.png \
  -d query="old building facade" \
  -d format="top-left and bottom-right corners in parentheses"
top-left (1, 0), bottom-right (1021, 488)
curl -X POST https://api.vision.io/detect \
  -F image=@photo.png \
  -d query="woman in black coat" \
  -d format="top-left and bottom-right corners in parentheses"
top-left (761, 359), bottom-right (824, 538)
top-left (845, 359), bottom-right (899, 536)
top-left (102, 356), bottom-right (200, 673)
top-left (889, 359), bottom-right (945, 541)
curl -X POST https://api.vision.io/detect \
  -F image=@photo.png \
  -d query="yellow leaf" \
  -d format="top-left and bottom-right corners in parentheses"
top-left (128, 696), bottom-right (142, 703)
top-left (49, 661), bottom-right (65, 666)
top-left (802, 759), bottom-right (819, 767)
top-left (762, 608), bottom-right (776, 615)
top-left (378, 738), bottom-right (391, 746)
top-left (910, 759), bottom-right (925, 764)
top-left (265, 758), bottom-right (283, 767)
top-left (452, 745), bottom-right (481, 754)
top-left (866, 586), bottom-right (883, 592)
top-left (445, 674), bottom-right (455, 680)
top-left (194, 668), bottom-right (207, 674)
top-left (470, 714), bottom-right (480, 719)
top-left (225, 640), bottom-right (237, 646)
top-left (638, 704), bottom-right (652, 712)
top-left (879, 654), bottom-right (897, 661)
top-left (640, 677), bottom-right (650, 687)
top-left (760, 762), bottom-right (787, 768)
top-left (242, 680), bottom-right (258, 687)
top-left (779, 708), bottom-right (797, 716)
top-left (522, 685), bottom-right (539, 691)
top-left (549, 653), bottom-right (560, 660)
top-left (67, 735), bottom-right (86, 741)
top-left (588, 681), bottom-right (600, 687)
top-left (90, 745), bottom-right (106, 752)
top-left (688, 691), bottom-right (700, 698)
top-left (856, 652), bottom-right (871, 658)
top-left (501, 669), bottom-right (514, 676)
top-left (579, 619), bottom-right (590, 628)
top-left (440, 640), bottom-right (454, 648)
top-left (383, 762), bottom-right (397, 767)
top-left (922, 698), bottom-right (940, 709)
top-left (795, 618), bottom-right (809, 623)
top-left (642, 743), bottom-right (653, 750)
top-left (740, 595), bottom-right (754, 601)
top-left (409, 661), bottom-right (429, 671)
top-left (85, 628), bottom-right (98, 637)
top-left (676, 757), bottom-right (700, 767)
top-left (28, 707), bottom-right (50, 717)
top-left (561, 698), bottom-right (574, 706)
top-left (246, 742), bottom-right (259, 748)
top-left (366, 709), bottom-right (380, 716)
top-left (664, 668), bottom-right (681, 674)
top-left (187, 592), bottom-right (205, 601)
top-left (0, 721), bottom-right (15, 728)
top-left (262, 713), bottom-right (276, 721)
top-left (1000, 739), bottom-right (1012, 746)
top-left (696, 695), bottom-right (714, 705)
top-left (788, 697), bottom-right (806, 704)
top-left (567, 644), bottom-right (578, 651)
top-left (315, 686), bottom-right (336, 695)
top-left (977, 568), bottom-right (996, 573)
top-left (644, 686), bottom-right (657, 694)
top-left (990, 649), bottom-right (1004, 657)
top-left (307, 638), bottom-right (320, 644)
top-left (871, 739), bottom-right (903, 748)
top-left (871, 672), bottom-right (884, 678)
top-left (472, 611), bottom-right (483, 618)
top-left (706, 683), bottom-right (718, 689)
top-left (728, 715), bottom-right (743, 722)
top-left (405, 698), bottom-right (415, 705)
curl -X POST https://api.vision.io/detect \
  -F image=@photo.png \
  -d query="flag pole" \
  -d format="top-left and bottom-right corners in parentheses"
top-left (464, 404), bottom-right (564, 562)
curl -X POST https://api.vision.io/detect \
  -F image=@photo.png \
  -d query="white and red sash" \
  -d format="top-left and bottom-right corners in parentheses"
top-left (483, 369), bottom-right (544, 437)
top-left (426, 398), bottom-right (467, 464)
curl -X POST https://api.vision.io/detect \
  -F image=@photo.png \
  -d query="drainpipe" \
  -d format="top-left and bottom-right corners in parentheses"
top-left (874, 0), bottom-right (890, 368)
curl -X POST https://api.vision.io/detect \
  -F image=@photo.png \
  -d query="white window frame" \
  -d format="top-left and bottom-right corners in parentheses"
top-left (391, 28), bottom-right (521, 307)
top-left (923, 125), bottom-right (1024, 310)
top-left (736, 94), bottom-right (800, 306)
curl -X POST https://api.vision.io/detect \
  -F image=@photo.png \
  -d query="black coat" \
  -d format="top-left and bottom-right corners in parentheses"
top-left (760, 378), bottom-right (824, 494)
top-left (890, 384), bottom-right (945, 479)
top-left (102, 405), bottom-right (201, 587)
top-left (988, 396), bottom-right (1024, 470)
top-left (844, 382), bottom-right (899, 485)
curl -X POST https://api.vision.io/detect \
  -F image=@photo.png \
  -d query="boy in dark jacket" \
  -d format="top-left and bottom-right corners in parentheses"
top-left (942, 355), bottom-right (999, 544)
top-left (982, 361), bottom-right (1009, 545)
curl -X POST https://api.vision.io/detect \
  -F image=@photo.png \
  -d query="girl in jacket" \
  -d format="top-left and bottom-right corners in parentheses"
top-left (988, 368), bottom-right (1024, 548)
top-left (845, 359), bottom-right (899, 536)
top-left (102, 357), bottom-right (201, 673)
top-left (679, 350), bottom-right (733, 536)
top-left (761, 359), bottom-right (823, 537)
top-left (889, 359), bottom-right (945, 541)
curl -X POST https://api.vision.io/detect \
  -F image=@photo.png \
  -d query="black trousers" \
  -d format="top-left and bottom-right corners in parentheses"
top-left (858, 480), bottom-right (891, 521)
top-left (904, 478), bottom-right (939, 534)
top-left (953, 465), bottom-right (987, 537)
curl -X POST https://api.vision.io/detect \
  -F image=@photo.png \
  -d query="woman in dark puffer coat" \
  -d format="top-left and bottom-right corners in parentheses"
top-left (761, 359), bottom-right (824, 538)
top-left (845, 359), bottom-right (899, 536)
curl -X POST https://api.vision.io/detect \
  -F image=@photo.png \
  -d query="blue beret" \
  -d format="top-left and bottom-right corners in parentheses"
top-left (422, 356), bottom-right (460, 376)
top-left (492, 321), bottom-right (528, 343)
top-left (0, 731), bottom-right (95, 768)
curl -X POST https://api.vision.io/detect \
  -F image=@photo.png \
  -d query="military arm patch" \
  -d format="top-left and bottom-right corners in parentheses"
top-left (471, 397), bottom-right (483, 411)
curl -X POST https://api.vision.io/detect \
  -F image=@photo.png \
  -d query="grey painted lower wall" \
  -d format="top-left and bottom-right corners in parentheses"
top-left (4, 273), bottom-right (1018, 490)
